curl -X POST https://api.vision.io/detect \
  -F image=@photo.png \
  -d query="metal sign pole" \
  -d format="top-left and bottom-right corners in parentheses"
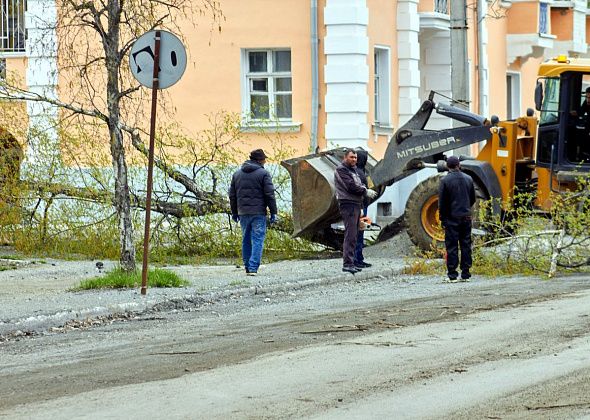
top-left (140, 30), bottom-right (161, 296)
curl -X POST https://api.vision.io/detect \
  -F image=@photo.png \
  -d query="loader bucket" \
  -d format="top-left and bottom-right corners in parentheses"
top-left (281, 148), bottom-right (380, 241)
top-left (281, 151), bottom-right (341, 238)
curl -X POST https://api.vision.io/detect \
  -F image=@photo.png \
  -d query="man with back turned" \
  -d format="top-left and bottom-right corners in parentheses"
top-left (438, 155), bottom-right (476, 282)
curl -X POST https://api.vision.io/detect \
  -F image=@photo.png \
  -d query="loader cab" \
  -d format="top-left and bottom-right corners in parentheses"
top-left (536, 71), bottom-right (590, 170)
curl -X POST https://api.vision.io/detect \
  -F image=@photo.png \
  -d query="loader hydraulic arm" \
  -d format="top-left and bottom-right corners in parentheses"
top-left (371, 95), bottom-right (493, 187)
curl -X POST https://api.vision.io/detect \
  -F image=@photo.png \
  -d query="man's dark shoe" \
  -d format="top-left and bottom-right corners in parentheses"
top-left (461, 271), bottom-right (471, 281)
top-left (355, 262), bottom-right (372, 268)
top-left (342, 266), bottom-right (360, 274)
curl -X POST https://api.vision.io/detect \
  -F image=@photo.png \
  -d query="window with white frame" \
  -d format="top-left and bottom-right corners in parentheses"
top-left (1, 0), bottom-right (26, 54)
top-left (506, 72), bottom-right (521, 119)
top-left (243, 49), bottom-right (292, 120)
top-left (374, 46), bottom-right (391, 126)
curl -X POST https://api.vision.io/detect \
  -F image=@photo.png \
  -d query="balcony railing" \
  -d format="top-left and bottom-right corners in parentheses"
top-left (1, 0), bottom-right (26, 54)
top-left (434, 0), bottom-right (448, 14)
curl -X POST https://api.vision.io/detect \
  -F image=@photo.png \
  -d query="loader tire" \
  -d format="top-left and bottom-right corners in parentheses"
top-left (405, 174), bottom-right (487, 252)
top-left (405, 175), bottom-right (445, 252)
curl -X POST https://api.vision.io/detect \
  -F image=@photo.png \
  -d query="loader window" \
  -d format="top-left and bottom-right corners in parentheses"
top-left (539, 77), bottom-right (560, 126)
top-left (565, 74), bottom-right (590, 163)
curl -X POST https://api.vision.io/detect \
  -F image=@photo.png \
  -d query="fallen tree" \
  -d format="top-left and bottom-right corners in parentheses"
top-left (0, 0), bottom-right (232, 270)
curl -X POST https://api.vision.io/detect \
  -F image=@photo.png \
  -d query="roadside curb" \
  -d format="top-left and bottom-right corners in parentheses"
top-left (237, 266), bottom-right (401, 296)
top-left (0, 266), bottom-right (403, 338)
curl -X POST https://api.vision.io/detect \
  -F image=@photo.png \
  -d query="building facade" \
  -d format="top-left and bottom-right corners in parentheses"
top-left (1, 0), bottom-right (589, 218)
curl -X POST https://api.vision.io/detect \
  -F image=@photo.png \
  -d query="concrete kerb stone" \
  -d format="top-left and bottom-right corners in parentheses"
top-left (0, 266), bottom-right (403, 338)
top-left (234, 267), bottom-right (401, 296)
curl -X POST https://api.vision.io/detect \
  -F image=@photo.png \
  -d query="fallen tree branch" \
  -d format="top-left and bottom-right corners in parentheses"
top-left (24, 180), bottom-right (229, 217)
top-left (121, 124), bottom-right (227, 207)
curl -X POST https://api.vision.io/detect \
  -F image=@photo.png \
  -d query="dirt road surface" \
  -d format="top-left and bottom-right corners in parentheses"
top-left (1, 272), bottom-right (590, 419)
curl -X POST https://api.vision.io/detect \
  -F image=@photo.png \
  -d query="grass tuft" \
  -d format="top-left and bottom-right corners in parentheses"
top-left (76, 268), bottom-right (189, 290)
top-left (401, 258), bottom-right (442, 275)
top-left (0, 254), bottom-right (23, 260)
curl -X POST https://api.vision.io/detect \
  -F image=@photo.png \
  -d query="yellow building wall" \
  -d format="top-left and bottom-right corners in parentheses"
top-left (367, 0), bottom-right (398, 159)
top-left (551, 9), bottom-right (573, 41)
top-left (0, 57), bottom-right (29, 146)
top-left (506, 2), bottom-right (539, 34)
top-left (510, 56), bottom-right (544, 116)
top-left (487, 11), bottom-right (509, 120)
top-left (417, 0), bottom-right (435, 13)
top-left (172, 0), bottom-right (313, 158)
top-left (482, 4), bottom-right (543, 120)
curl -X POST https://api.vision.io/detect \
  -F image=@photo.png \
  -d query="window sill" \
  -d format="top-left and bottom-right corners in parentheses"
top-left (0, 52), bottom-right (26, 58)
top-left (539, 33), bottom-right (557, 40)
top-left (240, 121), bottom-right (302, 133)
top-left (372, 124), bottom-right (395, 135)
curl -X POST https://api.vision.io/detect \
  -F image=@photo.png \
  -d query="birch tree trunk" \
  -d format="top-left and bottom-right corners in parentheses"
top-left (105, 0), bottom-right (135, 272)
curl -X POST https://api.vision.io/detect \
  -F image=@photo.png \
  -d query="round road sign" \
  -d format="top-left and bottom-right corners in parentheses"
top-left (129, 30), bottom-right (187, 89)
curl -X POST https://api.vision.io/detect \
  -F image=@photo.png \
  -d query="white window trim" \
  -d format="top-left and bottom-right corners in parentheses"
top-left (507, 71), bottom-right (522, 119)
top-left (372, 123), bottom-right (394, 136)
top-left (240, 48), bottom-right (301, 132)
top-left (374, 45), bottom-right (391, 128)
top-left (0, 52), bottom-right (26, 58)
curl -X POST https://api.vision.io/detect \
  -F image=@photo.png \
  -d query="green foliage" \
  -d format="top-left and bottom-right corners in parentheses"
top-left (475, 179), bottom-right (590, 277)
top-left (403, 179), bottom-right (590, 278)
top-left (0, 254), bottom-right (22, 260)
top-left (76, 268), bottom-right (188, 290)
top-left (401, 258), bottom-right (442, 275)
top-left (10, 201), bottom-right (121, 260)
top-left (0, 107), bottom-right (323, 265)
top-left (470, 248), bottom-right (537, 277)
top-left (148, 211), bottom-right (321, 265)
top-left (0, 262), bottom-right (18, 271)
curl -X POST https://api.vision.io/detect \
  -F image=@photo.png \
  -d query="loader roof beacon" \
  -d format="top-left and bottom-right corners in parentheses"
top-left (283, 58), bottom-right (590, 251)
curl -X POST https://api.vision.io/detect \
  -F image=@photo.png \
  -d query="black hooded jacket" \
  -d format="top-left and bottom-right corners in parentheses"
top-left (229, 160), bottom-right (277, 216)
top-left (355, 149), bottom-right (369, 207)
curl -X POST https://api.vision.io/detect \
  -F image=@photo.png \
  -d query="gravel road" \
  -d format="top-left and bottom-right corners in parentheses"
top-left (1, 252), bottom-right (589, 419)
top-left (0, 235), bottom-right (414, 336)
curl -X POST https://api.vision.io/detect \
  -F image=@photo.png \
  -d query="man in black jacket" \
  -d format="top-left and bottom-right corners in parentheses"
top-left (229, 149), bottom-right (277, 276)
top-left (438, 156), bottom-right (476, 282)
top-left (334, 149), bottom-right (378, 274)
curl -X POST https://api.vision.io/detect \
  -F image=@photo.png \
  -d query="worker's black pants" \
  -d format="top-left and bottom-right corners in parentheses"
top-left (339, 202), bottom-right (361, 268)
top-left (444, 217), bottom-right (472, 279)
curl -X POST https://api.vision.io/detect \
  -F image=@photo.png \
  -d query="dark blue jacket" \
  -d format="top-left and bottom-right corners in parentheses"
top-left (229, 160), bottom-right (277, 216)
top-left (438, 170), bottom-right (476, 222)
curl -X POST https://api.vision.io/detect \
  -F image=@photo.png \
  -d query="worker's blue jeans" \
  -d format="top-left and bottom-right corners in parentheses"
top-left (240, 215), bottom-right (267, 273)
top-left (354, 206), bottom-right (368, 265)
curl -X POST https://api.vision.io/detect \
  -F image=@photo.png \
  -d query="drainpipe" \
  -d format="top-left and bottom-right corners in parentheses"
top-left (477, 0), bottom-right (486, 117)
top-left (450, 0), bottom-right (469, 110)
top-left (310, 0), bottom-right (319, 152)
